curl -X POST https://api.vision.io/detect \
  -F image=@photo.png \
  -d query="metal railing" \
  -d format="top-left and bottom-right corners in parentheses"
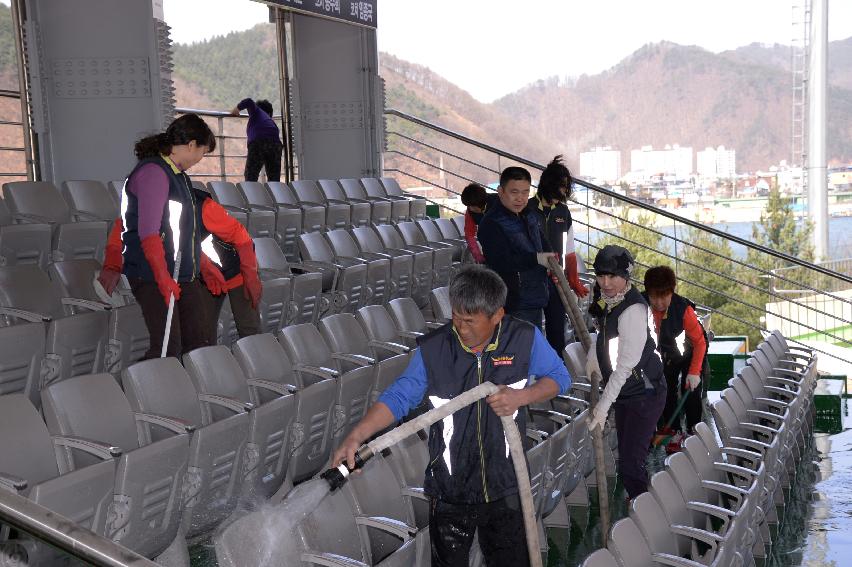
top-left (0, 89), bottom-right (30, 180)
top-left (383, 108), bottom-right (852, 367)
top-left (0, 488), bottom-right (156, 566)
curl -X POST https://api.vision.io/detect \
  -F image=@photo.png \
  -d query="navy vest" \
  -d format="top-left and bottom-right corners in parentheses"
top-left (592, 286), bottom-right (664, 400)
top-left (481, 200), bottom-right (549, 310)
top-left (528, 197), bottom-right (572, 258)
top-left (643, 292), bottom-right (709, 376)
top-left (418, 316), bottom-right (534, 504)
top-left (122, 157), bottom-right (208, 283)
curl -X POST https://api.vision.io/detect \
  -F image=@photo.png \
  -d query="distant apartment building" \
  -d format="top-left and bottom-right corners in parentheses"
top-left (629, 144), bottom-right (693, 181)
top-left (697, 146), bottom-right (736, 179)
top-left (579, 146), bottom-right (622, 183)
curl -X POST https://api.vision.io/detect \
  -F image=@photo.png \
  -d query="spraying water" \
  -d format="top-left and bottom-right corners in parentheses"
top-left (214, 478), bottom-right (331, 567)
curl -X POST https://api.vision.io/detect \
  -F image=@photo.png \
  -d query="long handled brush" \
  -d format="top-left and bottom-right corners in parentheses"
top-left (651, 388), bottom-right (691, 447)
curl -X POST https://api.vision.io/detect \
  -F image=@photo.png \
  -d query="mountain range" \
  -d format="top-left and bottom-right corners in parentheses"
top-left (0, 4), bottom-right (849, 183)
top-left (171, 24), bottom-right (852, 180)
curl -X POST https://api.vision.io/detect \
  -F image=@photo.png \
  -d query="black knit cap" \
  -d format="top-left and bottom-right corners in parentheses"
top-left (593, 245), bottom-right (634, 279)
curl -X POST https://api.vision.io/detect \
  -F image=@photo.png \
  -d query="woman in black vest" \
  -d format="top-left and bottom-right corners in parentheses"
top-left (528, 156), bottom-right (589, 354)
top-left (121, 114), bottom-right (217, 358)
top-left (587, 245), bottom-right (666, 500)
top-left (643, 266), bottom-right (708, 450)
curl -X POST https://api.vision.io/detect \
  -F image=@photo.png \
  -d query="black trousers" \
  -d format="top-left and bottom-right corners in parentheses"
top-left (130, 278), bottom-right (213, 359)
top-left (203, 285), bottom-right (261, 344)
top-left (244, 138), bottom-right (283, 182)
top-left (429, 495), bottom-right (529, 567)
top-left (659, 358), bottom-right (707, 433)
top-left (543, 280), bottom-right (566, 354)
top-left (614, 387), bottom-right (667, 499)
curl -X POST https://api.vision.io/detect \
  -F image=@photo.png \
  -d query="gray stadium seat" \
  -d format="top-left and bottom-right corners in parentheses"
top-left (297, 231), bottom-right (369, 314)
top-left (319, 313), bottom-right (410, 404)
top-left (356, 305), bottom-right (413, 361)
top-left (232, 333), bottom-right (337, 485)
top-left (396, 221), bottom-right (455, 286)
top-left (435, 216), bottom-right (463, 240)
top-left (264, 181), bottom-right (326, 234)
top-left (387, 297), bottom-right (443, 347)
top-left (279, 323), bottom-right (374, 447)
top-left (122, 357), bottom-right (250, 539)
top-left (254, 237), bottom-right (325, 323)
top-left (0, 196), bottom-right (52, 268)
top-left (452, 215), bottom-right (465, 235)
top-left (0, 322), bottom-right (46, 406)
top-left (237, 181), bottom-right (304, 250)
top-left (60, 180), bottom-right (119, 223)
top-left (325, 228), bottom-right (392, 305)
top-left (580, 549), bottom-right (620, 567)
top-left (0, 264), bottom-right (109, 388)
top-left (47, 259), bottom-right (149, 373)
top-left (0, 394), bottom-right (116, 566)
top-left (259, 182), bottom-right (304, 260)
top-left (183, 346), bottom-right (297, 503)
top-left (417, 218), bottom-right (465, 261)
top-left (108, 180), bottom-right (125, 205)
top-left (207, 181), bottom-right (276, 241)
top-left (346, 453), bottom-right (425, 563)
top-left (318, 179), bottom-right (372, 228)
top-left (373, 224), bottom-right (434, 307)
top-left (2, 181), bottom-right (107, 262)
top-left (350, 225), bottom-right (414, 301)
top-left (289, 179), bottom-right (351, 230)
top-left (380, 176), bottom-right (428, 220)
top-left (41, 372), bottom-right (190, 559)
top-left (361, 177), bottom-right (410, 222)
top-left (429, 286), bottom-right (451, 322)
top-left (257, 275), bottom-right (292, 335)
top-left (339, 178), bottom-right (392, 225)
top-left (294, 482), bottom-right (417, 566)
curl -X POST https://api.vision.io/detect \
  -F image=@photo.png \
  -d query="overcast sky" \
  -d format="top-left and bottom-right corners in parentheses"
top-left (12, 0), bottom-right (845, 103)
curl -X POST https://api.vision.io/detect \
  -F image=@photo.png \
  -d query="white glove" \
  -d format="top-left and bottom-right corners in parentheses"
top-left (585, 346), bottom-right (601, 383)
top-left (685, 373), bottom-right (701, 390)
top-left (589, 403), bottom-right (609, 431)
top-left (536, 252), bottom-right (557, 268)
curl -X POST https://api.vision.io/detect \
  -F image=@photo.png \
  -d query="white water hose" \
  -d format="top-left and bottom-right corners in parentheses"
top-left (326, 381), bottom-right (543, 567)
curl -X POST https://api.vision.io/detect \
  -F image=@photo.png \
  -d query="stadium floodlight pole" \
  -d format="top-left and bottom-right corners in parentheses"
top-left (548, 256), bottom-right (610, 537)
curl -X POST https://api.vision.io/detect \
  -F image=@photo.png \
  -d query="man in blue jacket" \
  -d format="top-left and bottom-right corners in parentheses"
top-left (332, 265), bottom-right (571, 567)
top-left (477, 166), bottom-right (557, 330)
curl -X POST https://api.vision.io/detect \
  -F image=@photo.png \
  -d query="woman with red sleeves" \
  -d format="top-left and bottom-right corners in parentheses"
top-left (643, 265), bottom-right (709, 452)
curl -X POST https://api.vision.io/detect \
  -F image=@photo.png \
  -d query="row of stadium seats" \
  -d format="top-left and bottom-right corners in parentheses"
top-left (581, 331), bottom-right (817, 567)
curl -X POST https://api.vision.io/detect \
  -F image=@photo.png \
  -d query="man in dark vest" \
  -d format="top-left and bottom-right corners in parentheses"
top-left (643, 265), bottom-right (709, 452)
top-left (332, 265), bottom-right (571, 567)
top-left (477, 166), bottom-right (558, 330)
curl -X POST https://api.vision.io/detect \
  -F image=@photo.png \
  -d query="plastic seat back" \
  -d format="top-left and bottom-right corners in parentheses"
top-left (123, 357), bottom-right (250, 538)
top-left (61, 180), bottom-right (118, 222)
top-left (435, 217), bottom-right (461, 239)
top-left (580, 548), bottom-right (620, 567)
top-left (0, 393), bottom-right (115, 550)
top-left (208, 180), bottom-right (249, 209)
top-left (362, 177), bottom-right (409, 221)
top-left (388, 297), bottom-right (428, 336)
top-left (292, 179), bottom-right (351, 229)
top-left (184, 345), bottom-right (296, 501)
top-left (0, 322), bottom-right (46, 406)
top-left (237, 180), bottom-right (276, 209)
top-left (429, 286), bottom-right (451, 322)
top-left (357, 304), bottom-right (406, 352)
top-left (0, 197), bottom-right (52, 268)
top-left (607, 517), bottom-right (655, 567)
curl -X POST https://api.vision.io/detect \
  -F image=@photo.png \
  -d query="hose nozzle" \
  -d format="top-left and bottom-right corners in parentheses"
top-left (321, 446), bottom-right (374, 492)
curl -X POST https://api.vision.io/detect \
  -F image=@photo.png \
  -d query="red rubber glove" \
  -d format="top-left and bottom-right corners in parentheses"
top-left (564, 253), bottom-right (588, 298)
top-left (236, 241), bottom-right (262, 309)
top-left (200, 253), bottom-right (226, 296)
top-left (97, 219), bottom-right (124, 296)
top-left (140, 234), bottom-right (181, 305)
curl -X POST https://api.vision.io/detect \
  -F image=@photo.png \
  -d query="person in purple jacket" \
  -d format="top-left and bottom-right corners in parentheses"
top-left (230, 98), bottom-right (283, 182)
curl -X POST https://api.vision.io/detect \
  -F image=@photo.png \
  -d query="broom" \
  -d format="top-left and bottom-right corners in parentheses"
top-left (651, 388), bottom-right (691, 447)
